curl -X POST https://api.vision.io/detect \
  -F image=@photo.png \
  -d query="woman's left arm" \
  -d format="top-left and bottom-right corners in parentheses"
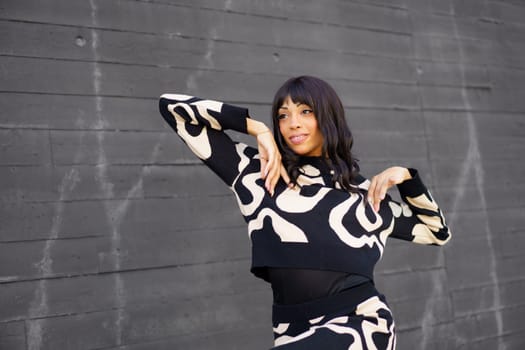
top-left (368, 167), bottom-right (451, 245)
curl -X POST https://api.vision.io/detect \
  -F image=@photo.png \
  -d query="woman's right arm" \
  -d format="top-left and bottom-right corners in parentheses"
top-left (159, 94), bottom-right (288, 192)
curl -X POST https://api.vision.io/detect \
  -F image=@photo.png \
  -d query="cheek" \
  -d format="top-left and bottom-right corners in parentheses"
top-left (311, 122), bottom-right (324, 144)
top-left (311, 118), bottom-right (320, 131)
top-left (307, 119), bottom-right (320, 135)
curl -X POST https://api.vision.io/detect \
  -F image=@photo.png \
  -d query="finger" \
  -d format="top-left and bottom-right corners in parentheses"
top-left (266, 159), bottom-right (280, 196)
top-left (265, 150), bottom-right (276, 178)
top-left (265, 169), bottom-right (275, 195)
top-left (367, 176), bottom-right (378, 207)
top-left (280, 164), bottom-right (291, 186)
top-left (268, 175), bottom-right (278, 196)
top-left (264, 155), bottom-right (276, 190)
top-left (269, 164), bottom-right (281, 196)
top-left (378, 177), bottom-right (389, 201)
top-left (260, 157), bottom-right (268, 179)
top-left (377, 174), bottom-right (398, 203)
top-left (373, 177), bottom-right (388, 212)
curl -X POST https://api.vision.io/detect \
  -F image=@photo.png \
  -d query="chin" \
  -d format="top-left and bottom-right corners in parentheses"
top-left (294, 150), bottom-right (316, 157)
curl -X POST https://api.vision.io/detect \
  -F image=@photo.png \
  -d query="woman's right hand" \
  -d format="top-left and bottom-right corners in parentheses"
top-left (256, 130), bottom-right (291, 196)
top-left (247, 118), bottom-right (290, 196)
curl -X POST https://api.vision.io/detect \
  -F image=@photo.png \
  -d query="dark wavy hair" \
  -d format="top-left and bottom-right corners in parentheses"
top-left (271, 76), bottom-right (359, 192)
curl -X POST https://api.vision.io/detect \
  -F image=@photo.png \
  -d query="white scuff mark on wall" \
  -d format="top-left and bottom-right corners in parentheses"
top-left (27, 117), bottom-right (87, 350)
top-left (27, 167), bottom-right (81, 350)
top-left (450, 12), bottom-right (503, 350)
top-left (88, 1), bottom-right (168, 346)
top-left (419, 264), bottom-right (447, 348)
top-left (89, 0), bottom-right (125, 345)
top-left (186, 28), bottom-right (217, 92)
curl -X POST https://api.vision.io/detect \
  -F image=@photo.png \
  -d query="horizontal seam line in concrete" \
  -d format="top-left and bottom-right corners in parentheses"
top-left (5, 42), bottom-right (525, 72)
top-left (1, 12), bottom-right (514, 44)
top-left (0, 257), bottom-right (252, 285)
top-left (458, 327), bottom-right (525, 346)
top-left (0, 17), bottom-right (411, 50)
top-left (1, 102), bottom-right (525, 115)
top-left (5, 51), bottom-right (525, 77)
top-left (0, 229), bottom-right (248, 244)
top-left (453, 304), bottom-right (525, 321)
top-left (0, 1), bottom-right (413, 37)
top-left (454, 302), bottom-right (525, 319)
top-left (377, 265), bottom-right (447, 276)
top-left (116, 0), bottom-right (525, 24)
top-left (89, 324), bottom-right (272, 350)
top-left (2, 90), bottom-right (525, 115)
top-left (18, 192), bottom-right (235, 203)
top-left (7, 21), bottom-right (525, 71)
top-left (0, 56), bottom-right (424, 87)
top-left (0, 234), bottom-right (107, 244)
top-left (0, 226), bottom-right (247, 244)
top-left (8, 194), bottom-right (237, 204)
top-left (142, 0), bottom-right (409, 13)
top-left (430, 205), bottom-right (525, 215)
top-left (407, 3), bottom-right (525, 24)
top-left (445, 233), bottom-right (525, 243)
top-left (448, 276), bottom-right (525, 292)
top-left (0, 51), bottom-right (416, 69)
top-left (1, 287), bottom-right (268, 323)
top-left (4, 5), bottom-right (525, 40)
top-left (0, 161), bottom-right (209, 167)
top-left (341, 0), bottom-right (407, 11)
top-left (0, 161), bottom-right (208, 167)
top-left (395, 319), bottom-right (453, 333)
top-left (0, 126), bottom-right (170, 132)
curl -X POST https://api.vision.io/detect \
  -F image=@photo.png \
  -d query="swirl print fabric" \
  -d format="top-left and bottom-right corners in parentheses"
top-left (272, 286), bottom-right (395, 349)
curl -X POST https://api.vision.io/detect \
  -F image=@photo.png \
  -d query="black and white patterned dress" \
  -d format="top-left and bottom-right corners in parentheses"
top-left (159, 94), bottom-right (451, 349)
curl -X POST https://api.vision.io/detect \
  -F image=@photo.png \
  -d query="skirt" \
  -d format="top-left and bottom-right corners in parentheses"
top-left (271, 282), bottom-right (396, 349)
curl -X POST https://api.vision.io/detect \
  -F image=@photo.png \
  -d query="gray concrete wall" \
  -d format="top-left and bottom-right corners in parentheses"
top-left (1, 0), bottom-right (524, 349)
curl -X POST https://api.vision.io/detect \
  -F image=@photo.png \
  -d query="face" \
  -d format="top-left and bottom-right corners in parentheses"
top-left (278, 96), bottom-right (324, 157)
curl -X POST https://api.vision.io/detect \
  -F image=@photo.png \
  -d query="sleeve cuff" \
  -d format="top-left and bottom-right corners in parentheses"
top-left (216, 103), bottom-right (250, 134)
top-left (396, 168), bottom-right (428, 198)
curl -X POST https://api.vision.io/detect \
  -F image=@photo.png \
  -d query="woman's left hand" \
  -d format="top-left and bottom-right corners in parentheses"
top-left (367, 167), bottom-right (411, 212)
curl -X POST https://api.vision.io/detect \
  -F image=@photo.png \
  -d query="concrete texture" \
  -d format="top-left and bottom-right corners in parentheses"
top-left (1, 0), bottom-right (524, 349)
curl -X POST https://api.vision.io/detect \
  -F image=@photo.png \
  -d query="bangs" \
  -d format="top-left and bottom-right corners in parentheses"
top-left (274, 79), bottom-right (316, 111)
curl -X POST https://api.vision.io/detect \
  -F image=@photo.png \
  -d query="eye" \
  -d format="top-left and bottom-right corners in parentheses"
top-left (301, 109), bottom-right (313, 115)
top-left (278, 113), bottom-right (288, 120)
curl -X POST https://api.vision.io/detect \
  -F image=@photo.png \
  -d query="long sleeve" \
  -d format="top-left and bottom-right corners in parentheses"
top-left (387, 169), bottom-right (451, 245)
top-left (159, 94), bottom-right (252, 186)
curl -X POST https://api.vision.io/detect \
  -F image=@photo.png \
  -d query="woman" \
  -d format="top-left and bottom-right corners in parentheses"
top-left (159, 76), bottom-right (451, 349)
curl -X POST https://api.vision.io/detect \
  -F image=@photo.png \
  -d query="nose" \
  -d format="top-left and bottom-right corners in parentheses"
top-left (288, 113), bottom-right (301, 129)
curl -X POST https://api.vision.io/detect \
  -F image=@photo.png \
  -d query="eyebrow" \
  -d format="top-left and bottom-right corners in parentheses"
top-left (279, 102), bottom-right (306, 110)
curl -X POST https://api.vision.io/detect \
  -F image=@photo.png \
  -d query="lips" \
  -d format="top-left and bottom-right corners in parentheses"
top-left (289, 134), bottom-right (308, 145)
